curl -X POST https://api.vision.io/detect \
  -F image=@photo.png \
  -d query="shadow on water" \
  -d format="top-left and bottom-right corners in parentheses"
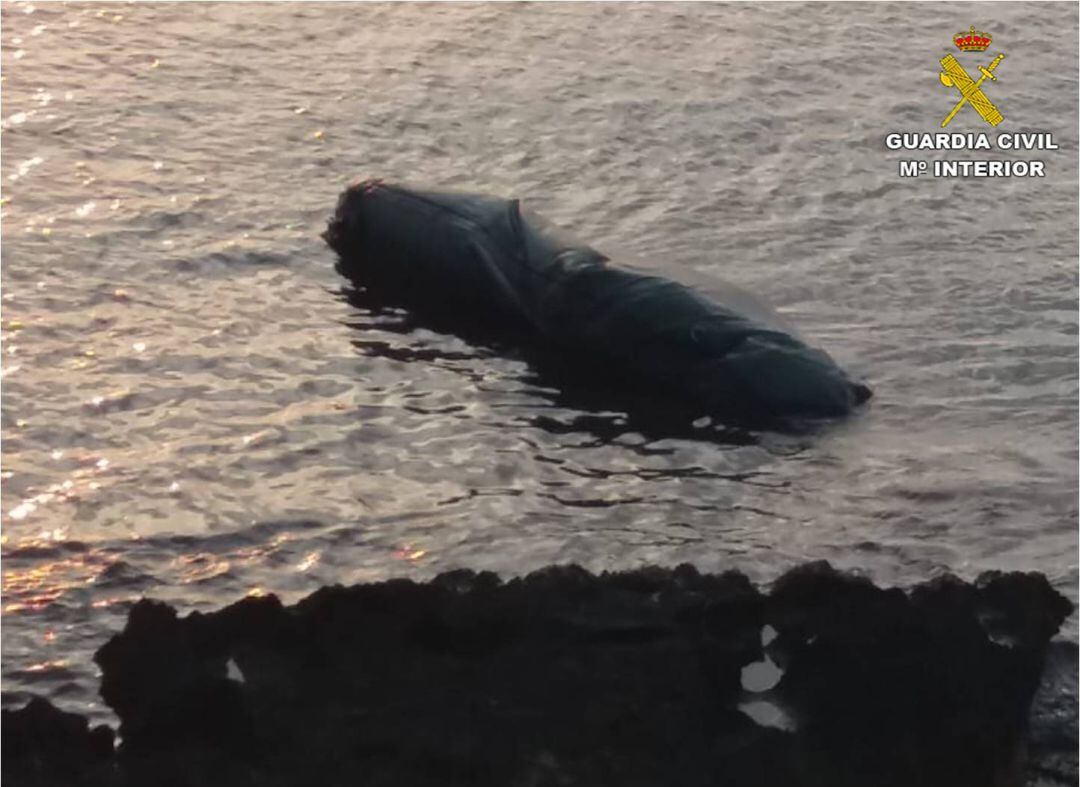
top-left (335, 284), bottom-right (831, 452)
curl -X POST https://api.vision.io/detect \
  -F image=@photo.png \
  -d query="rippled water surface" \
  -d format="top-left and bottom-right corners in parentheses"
top-left (2, 2), bottom-right (1077, 723)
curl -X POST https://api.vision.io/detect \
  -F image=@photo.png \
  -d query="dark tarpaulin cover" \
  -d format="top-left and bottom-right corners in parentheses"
top-left (325, 180), bottom-right (871, 420)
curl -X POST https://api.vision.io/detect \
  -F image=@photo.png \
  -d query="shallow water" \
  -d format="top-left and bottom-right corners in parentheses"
top-left (1, 2), bottom-right (1076, 725)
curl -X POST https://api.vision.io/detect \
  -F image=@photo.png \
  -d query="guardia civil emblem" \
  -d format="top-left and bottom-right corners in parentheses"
top-left (938, 26), bottom-right (1005, 128)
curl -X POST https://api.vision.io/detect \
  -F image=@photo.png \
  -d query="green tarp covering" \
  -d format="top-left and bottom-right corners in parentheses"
top-left (325, 180), bottom-right (870, 420)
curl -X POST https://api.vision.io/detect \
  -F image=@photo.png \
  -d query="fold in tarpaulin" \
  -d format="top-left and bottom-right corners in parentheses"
top-left (325, 180), bottom-right (872, 420)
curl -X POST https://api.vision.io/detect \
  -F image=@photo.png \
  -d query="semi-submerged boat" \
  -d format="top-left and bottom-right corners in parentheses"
top-left (324, 180), bottom-right (871, 422)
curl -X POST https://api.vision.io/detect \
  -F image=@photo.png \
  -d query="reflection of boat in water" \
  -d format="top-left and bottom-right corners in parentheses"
top-left (325, 180), bottom-right (871, 423)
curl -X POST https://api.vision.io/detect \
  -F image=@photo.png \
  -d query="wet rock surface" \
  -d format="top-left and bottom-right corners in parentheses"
top-left (2, 696), bottom-right (115, 787)
top-left (3, 562), bottom-right (1075, 787)
top-left (1025, 640), bottom-right (1079, 786)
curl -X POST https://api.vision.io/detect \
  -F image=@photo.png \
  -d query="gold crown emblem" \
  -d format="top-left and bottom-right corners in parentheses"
top-left (954, 26), bottom-right (992, 52)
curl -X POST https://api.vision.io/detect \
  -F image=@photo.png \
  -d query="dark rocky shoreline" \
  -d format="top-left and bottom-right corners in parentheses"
top-left (4, 561), bottom-right (1076, 787)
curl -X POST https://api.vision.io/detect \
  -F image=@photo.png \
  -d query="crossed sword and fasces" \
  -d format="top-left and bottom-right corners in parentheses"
top-left (939, 52), bottom-right (1005, 127)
